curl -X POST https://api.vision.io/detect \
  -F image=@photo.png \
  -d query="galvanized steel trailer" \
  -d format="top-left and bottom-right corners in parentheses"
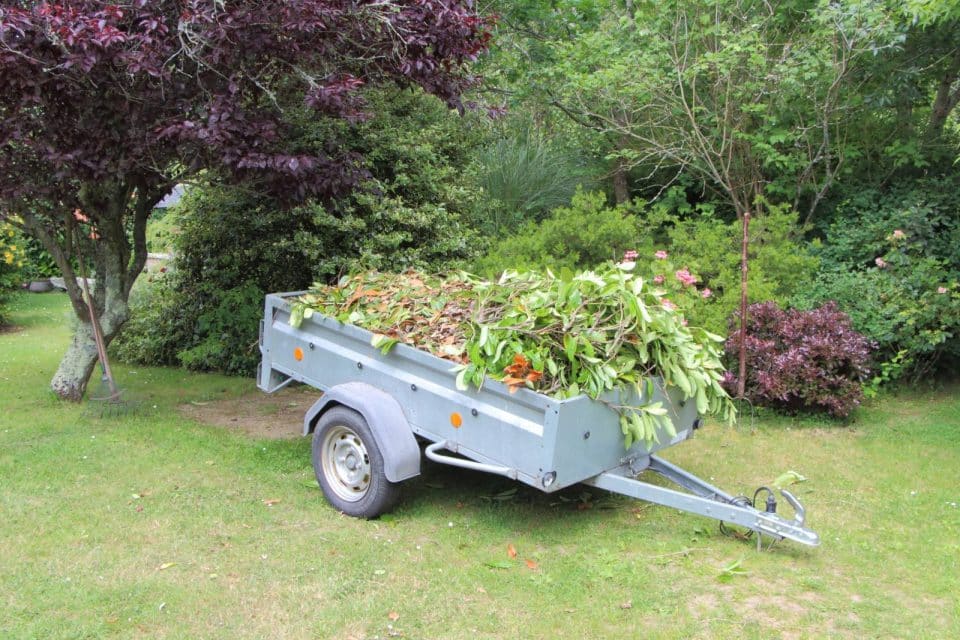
top-left (258, 292), bottom-right (820, 547)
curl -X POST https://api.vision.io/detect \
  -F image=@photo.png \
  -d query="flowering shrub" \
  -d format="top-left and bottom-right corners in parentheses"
top-left (1, 221), bottom-right (26, 325)
top-left (652, 203), bottom-right (818, 334)
top-left (795, 177), bottom-right (960, 380)
top-left (723, 301), bottom-right (873, 418)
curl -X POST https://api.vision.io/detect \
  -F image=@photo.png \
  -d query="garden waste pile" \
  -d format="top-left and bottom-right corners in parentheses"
top-left (290, 266), bottom-right (735, 447)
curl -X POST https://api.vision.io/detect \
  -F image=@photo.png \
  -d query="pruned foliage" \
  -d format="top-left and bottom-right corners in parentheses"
top-left (291, 266), bottom-right (736, 447)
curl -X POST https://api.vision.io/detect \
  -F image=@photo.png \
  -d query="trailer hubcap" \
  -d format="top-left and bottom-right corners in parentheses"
top-left (321, 425), bottom-right (371, 502)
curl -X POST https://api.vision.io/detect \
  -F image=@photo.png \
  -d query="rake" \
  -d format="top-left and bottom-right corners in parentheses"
top-left (75, 234), bottom-right (135, 416)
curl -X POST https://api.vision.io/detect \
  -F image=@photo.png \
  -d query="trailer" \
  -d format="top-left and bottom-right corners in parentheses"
top-left (258, 292), bottom-right (820, 547)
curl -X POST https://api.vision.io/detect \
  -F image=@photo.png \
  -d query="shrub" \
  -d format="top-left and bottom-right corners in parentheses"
top-left (1, 221), bottom-right (26, 325)
top-left (723, 301), bottom-right (873, 418)
top-left (792, 265), bottom-right (960, 382)
top-left (115, 88), bottom-right (486, 376)
top-left (471, 189), bottom-right (647, 276)
top-left (475, 192), bottom-right (818, 336)
top-left (112, 275), bottom-right (191, 369)
top-left (662, 202), bottom-right (819, 335)
top-left (795, 176), bottom-right (960, 380)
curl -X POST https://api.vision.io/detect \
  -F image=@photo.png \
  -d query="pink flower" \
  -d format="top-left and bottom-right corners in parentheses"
top-left (938, 286), bottom-right (948, 294)
top-left (654, 250), bottom-right (668, 260)
top-left (623, 249), bottom-right (639, 261)
top-left (701, 288), bottom-right (712, 299)
top-left (653, 274), bottom-right (665, 284)
top-left (662, 299), bottom-right (677, 311)
top-left (675, 268), bottom-right (698, 287)
top-left (681, 318), bottom-right (688, 326)
top-left (892, 229), bottom-right (906, 240)
top-left (875, 257), bottom-right (888, 269)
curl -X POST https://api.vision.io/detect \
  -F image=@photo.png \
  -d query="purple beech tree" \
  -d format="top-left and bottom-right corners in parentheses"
top-left (0, 1), bottom-right (490, 400)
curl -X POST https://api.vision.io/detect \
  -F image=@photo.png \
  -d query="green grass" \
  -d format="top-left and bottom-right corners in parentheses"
top-left (1, 291), bottom-right (958, 639)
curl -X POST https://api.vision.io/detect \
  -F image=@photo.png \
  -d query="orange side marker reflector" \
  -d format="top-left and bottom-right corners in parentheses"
top-left (450, 412), bottom-right (463, 428)
top-left (293, 347), bottom-right (304, 361)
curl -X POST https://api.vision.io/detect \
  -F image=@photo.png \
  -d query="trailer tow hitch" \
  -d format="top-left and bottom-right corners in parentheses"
top-left (584, 455), bottom-right (820, 547)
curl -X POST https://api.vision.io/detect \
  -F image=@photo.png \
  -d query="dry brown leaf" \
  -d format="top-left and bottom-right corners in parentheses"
top-left (506, 543), bottom-right (517, 559)
top-left (263, 498), bottom-right (281, 506)
top-left (524, 559), bottom-right (538, 570)
top-left (620, 600), bottom-right (632, 610)
top-left (388, 611), bottom-right (400, 621)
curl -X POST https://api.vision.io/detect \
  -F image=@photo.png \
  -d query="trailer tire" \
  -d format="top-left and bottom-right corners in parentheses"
top-left (311, 406), bottom-right (401, 518)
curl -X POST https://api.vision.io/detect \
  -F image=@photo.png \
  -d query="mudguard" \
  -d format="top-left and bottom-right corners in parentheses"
top-left (303, 382), bottom-right (420, 482)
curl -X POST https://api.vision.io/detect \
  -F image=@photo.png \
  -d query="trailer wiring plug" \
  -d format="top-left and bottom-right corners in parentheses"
top-left (754, 486), bottom-right (778, 514)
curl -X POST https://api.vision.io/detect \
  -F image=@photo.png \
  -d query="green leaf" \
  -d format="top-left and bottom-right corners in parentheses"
top-left (772, 471), bottom-right (807, 489)
top-left (289, 305), bottom-right (304, 328)
top-left (371, 334), bottom-right (398, 354)
top-left (564, 334), bottom-right (578, 362)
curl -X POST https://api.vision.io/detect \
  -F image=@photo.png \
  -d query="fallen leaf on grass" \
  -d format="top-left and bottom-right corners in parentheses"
top-left (158, 562), bottom-right (176, 571)
top-left (507, 543), bottom-right (517, 559)
top-left (524, 559), bottom-right (538, 570)
top-left (772, 470), bottom-right (807, 489)
top-left (718, 556), bottom-right (749, 582)
top-left (620, 600), bottom-right (632, 610)
top-left (388, 611), bottom-right (400, 621)
top-left (263, 498), bottom-right (281, 506)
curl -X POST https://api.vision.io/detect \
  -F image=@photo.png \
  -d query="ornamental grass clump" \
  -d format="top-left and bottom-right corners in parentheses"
top-left (291, 265), bottom-right (736, 447)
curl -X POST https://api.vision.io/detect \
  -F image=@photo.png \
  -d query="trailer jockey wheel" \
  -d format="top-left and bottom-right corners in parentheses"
top-left (312, 406), bottom-right (400, 518)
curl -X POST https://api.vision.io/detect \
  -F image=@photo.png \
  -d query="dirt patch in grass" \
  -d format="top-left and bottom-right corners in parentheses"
top-left (178, 384), bottom-right (318, 439)
top-left (0, 323), bottom-right (22, 334)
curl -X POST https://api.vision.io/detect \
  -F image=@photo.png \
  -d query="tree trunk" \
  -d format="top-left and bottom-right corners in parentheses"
top-left (737, 209), bottom-right (751, 399)
top-left (928, 50), bottom-right (960, 142)
top-left (50, 320), bottom-right (100, 401)
top-left (50, 293), bottom-right (130, 401)
top-left (612, 161), bottom-right (630, 204)
top-left (49, 207), bottom-right (137, 400)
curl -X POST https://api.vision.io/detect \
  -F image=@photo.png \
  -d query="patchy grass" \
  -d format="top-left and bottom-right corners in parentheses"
top-left (1, 292), bottom-right (958, 639)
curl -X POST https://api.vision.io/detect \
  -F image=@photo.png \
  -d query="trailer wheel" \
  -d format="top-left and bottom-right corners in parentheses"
top-left (311, 406), bottom-right (400, 518)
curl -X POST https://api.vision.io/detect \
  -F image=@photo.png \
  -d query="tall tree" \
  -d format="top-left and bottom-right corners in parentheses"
top-left (0, 1), bottom-right (490, 400)
top-left (542, 0), bottom-right (898, 395)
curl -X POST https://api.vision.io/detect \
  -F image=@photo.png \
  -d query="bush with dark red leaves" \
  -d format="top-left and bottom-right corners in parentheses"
top-left (724, 301), bottom-right (873, 418)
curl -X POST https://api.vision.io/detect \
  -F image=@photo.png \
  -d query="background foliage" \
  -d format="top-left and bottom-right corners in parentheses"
top-left (91, 0), bottom-right (960, 414)
top-left (793, 176), bottom-right (960, 380)
top-left (0, 221), bottom-right (25, 325)
top-left (116, 89), bottom-right (488, 375)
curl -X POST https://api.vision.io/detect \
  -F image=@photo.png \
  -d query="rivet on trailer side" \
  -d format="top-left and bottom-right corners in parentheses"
top-left (258, 291), bottom-right (820, 548)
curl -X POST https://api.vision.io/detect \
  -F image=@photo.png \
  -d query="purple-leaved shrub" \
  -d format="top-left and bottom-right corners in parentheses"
top-left (724, 301), bottom-right (873, 418)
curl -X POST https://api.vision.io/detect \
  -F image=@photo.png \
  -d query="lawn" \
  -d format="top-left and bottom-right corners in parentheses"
top-left (1, 292), bottom-right (958, 639)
